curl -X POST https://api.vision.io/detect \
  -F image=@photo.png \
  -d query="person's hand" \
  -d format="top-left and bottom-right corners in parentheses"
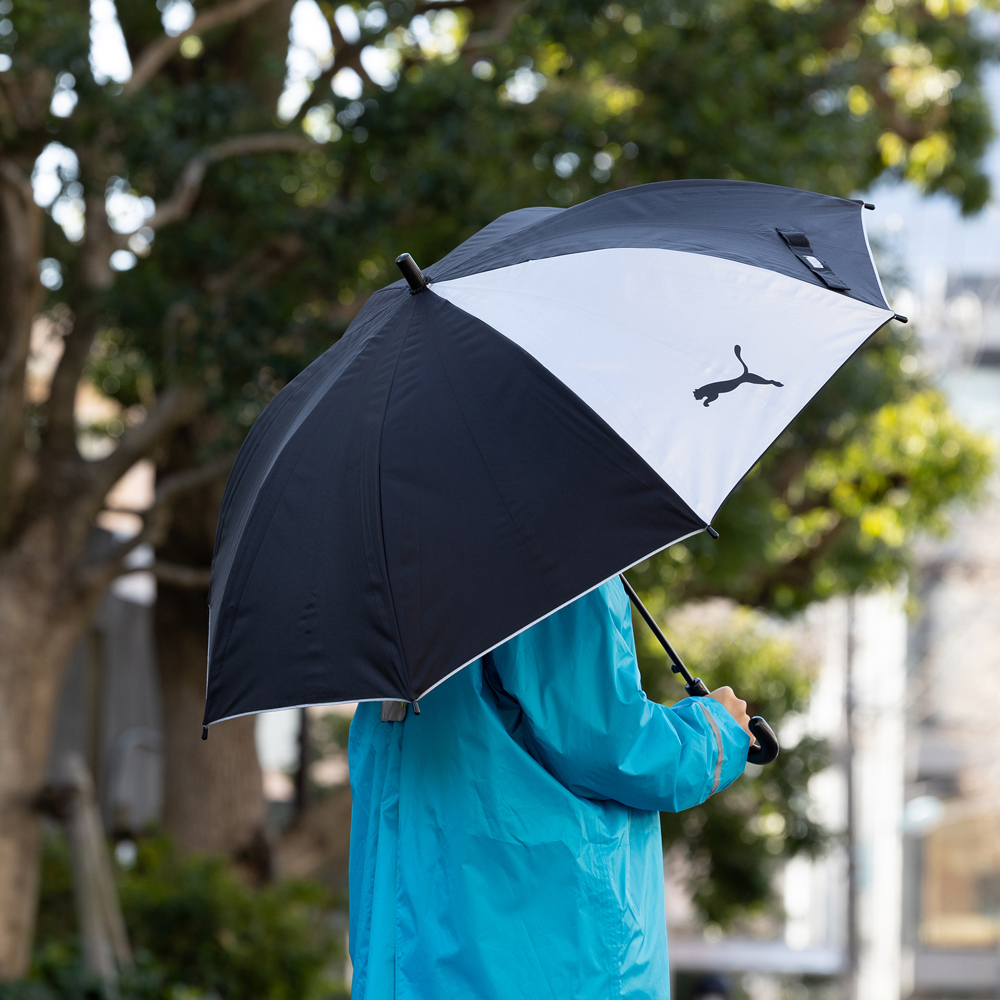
top-left (708, 686), bottom-right (752, 739)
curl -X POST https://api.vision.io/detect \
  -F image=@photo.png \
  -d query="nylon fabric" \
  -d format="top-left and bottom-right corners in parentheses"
top-left (424, 180), bottom-right (889, 310)
top-left (379, 293), bottom-right (702, 698)
top-left (431, 248), bottom-right (893, 522)
top-left (348, 578), bottom-right (750, 999)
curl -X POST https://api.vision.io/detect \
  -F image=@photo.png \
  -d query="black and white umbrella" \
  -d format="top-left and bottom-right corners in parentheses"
top-left (203, 180), bottom-right (899, 751)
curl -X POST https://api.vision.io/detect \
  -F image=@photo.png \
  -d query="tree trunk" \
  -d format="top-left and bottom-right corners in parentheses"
top-left (0, 519), bottom-right (102, 977)
top-left (154, 426), bottom-right (268, 873)
top-left (157, 582), bottom-right (268, 873)
top-left (277, 783), bottom-right (352, 894)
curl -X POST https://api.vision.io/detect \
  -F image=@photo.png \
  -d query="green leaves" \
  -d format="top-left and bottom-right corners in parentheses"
top-left (119, 837), bottom-right (339, 1000)
top-left (17, 831), bottom-right (343, 1000)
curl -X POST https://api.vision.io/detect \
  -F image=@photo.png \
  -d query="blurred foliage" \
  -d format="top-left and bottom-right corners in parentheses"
top-left (634, 604), bottom-right (830, 925)
top-left (5, 0), bottom-right (997, 936)
top-left (0, 830), bottom-right (346, 1000)
top-left (304, 712), bottom-right (353, 802)
top-left (310, 713), bottom-right (353, 759)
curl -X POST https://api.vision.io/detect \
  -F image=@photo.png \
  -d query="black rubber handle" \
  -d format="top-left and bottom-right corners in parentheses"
top-left (747, 716), bottom-right (779, 765)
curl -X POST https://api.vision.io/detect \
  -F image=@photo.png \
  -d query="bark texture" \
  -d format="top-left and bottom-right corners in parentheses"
top-left (157, 583), bottom-right (267, 866)
top-left (0, 521), bottom-right (102, 976)
top-left (277, 783), bottom-right (352, 895)
top-left (155, 431), bottom-right (267, 872)
top-left (0, 0), bottom-right (296, 974)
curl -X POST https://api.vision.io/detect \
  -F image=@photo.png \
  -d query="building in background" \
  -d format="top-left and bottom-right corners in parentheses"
top-left (901, 270), bottom-right (1000, 999)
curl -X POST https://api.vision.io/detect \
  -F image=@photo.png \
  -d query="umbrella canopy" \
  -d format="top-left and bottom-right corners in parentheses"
top-left (204, 180), bottom-right (896, 728)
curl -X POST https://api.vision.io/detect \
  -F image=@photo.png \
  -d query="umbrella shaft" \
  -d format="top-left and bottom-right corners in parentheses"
top-left (618, 574), bottom-right (696, 687)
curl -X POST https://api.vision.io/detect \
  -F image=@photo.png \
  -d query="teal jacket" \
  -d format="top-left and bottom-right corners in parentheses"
top-left (348, 577), bottom-right (750, 999)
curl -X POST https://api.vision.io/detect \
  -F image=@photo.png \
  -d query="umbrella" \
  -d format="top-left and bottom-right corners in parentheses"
top-left (203, 180), bottom-right (901, 766)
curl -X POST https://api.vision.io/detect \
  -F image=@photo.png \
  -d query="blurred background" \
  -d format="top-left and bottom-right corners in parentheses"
top-left (1, 1), bottom-right (1000, 998)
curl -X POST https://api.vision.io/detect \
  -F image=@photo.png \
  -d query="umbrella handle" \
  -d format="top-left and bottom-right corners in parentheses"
top-left (619, 574), bottom-right (779, 766)
top-left (685, 677), bottom-right (779, 765)
top-left (747, 717), bottom-right (779, 766)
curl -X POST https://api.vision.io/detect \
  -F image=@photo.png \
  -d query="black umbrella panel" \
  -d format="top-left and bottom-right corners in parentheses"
top-left (204, 180), bottom-right (898, 757)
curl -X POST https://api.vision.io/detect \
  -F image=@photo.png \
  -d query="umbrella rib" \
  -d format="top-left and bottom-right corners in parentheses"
top-left (376, 303), bottom-right (422, 703)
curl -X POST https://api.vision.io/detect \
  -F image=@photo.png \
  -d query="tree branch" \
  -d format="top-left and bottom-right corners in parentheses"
top-left (82, 453), bottom-right (235, 585)
top-left (44, 179), bottom-right (131, 460)
top-left (299, 0), bottom-right (505, 116)
top-left (153, 453), bottom-right (236, 507)
top-left (0, 158), bottom-right (34, 205)
top-left (83, 385), bottom-right (206, 511)
top-left (124, 0), bottom-right (281, 95)
top-left (0, 159), bottom-right (45, 540)
top-left (151, 561), bottom-right (212, 588)
top-left (146, 133), bottom-right (315, 233)
top-left (43, 293), bottom-right (104, 459)
top-left (49, 131), bottom-right (306, 461)
top-left (464, 1), bottom-right (521, 51)
top-left (81, 503), bottom-right (175, 588)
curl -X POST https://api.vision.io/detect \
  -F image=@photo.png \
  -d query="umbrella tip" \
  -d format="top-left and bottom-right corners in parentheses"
top-left (706, 525), bottom-right (719, 539)
top-left (396, 254), bottom-right (429, 294)
top-left (411, 699), bottom-right (421, 715)
top-left (894, 313), bottom-right (908, 324)
top-left (201, 725), bottom-right (209, 741)
top-left (864, 202), bottom-right (875, 210)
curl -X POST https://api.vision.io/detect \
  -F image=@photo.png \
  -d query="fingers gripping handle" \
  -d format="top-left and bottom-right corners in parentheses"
top-left (685, 677), bottom-right (779, 764)
top-left (747, 717), bottom-right (779, 766)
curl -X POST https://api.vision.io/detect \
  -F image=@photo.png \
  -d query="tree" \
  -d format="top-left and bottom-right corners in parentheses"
top-left (0, 0), bottom-right (317, 974)
top-left (1, 0), bottom-right (996, 974)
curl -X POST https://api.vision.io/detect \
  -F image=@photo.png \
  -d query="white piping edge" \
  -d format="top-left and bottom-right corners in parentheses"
top-left (860, 204), bottom-right (891, 310)
top-left (409, 524), bottom-right (708, 703)
top-left (202, 695), bottom-right (400, 729)
top-left (202, 524), bottom-right (708, 729)
top-left (205, 606), bottom-right (212, 698)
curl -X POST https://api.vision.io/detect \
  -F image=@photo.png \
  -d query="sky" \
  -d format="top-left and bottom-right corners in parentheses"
top-left (864, 66), bottom-right (1000, 286)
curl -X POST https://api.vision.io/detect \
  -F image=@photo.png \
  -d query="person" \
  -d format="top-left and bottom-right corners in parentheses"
top-left (348, 576), bottom-right (752, 999)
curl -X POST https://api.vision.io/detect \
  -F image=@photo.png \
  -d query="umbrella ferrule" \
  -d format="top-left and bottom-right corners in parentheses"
top-left (396, 253), bottom-right (430, 293)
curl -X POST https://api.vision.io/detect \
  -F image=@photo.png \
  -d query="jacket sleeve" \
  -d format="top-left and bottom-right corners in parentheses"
top-left (489, 579), bottom-right (750, 813)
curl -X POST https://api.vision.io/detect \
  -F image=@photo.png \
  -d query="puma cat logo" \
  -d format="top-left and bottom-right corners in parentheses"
top-left (693, 345), bottom-right (784, 408)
